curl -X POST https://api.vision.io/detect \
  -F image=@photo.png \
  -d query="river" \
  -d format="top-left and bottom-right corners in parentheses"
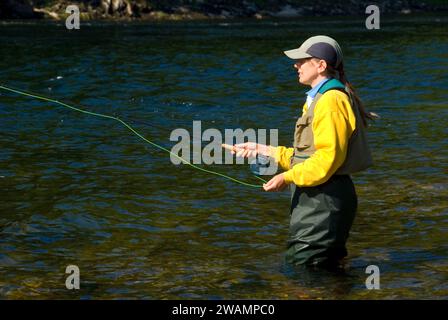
top-left (0, 14), bottom-right (447, 299)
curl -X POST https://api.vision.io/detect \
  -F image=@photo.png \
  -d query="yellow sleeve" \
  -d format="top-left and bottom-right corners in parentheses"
top-left (269, 146), bottom-right (294, 171)
top-left (282, 91), bottom-right (356, 187)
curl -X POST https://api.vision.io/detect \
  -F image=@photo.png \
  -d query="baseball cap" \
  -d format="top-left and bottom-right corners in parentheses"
top-left (284, 35), bottom-right (343, 68)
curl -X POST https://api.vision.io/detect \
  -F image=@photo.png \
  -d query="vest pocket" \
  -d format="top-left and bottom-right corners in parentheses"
top-left (294, 116), bottom-right (312, 149)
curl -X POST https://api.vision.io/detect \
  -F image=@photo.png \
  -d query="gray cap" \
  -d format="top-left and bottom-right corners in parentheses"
top-left (284, 35), bottom-right (343, 68)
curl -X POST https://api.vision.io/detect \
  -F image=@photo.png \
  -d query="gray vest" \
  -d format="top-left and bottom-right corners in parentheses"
top-left (291, 79), bottom-right (373, 175)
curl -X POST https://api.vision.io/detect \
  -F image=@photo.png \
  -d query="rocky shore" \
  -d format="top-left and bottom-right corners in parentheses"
top-left (1, 0), bottom-right (447, 21)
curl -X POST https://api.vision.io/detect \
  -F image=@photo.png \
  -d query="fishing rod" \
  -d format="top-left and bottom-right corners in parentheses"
top-left (0, 84), bottom-right (268, 188)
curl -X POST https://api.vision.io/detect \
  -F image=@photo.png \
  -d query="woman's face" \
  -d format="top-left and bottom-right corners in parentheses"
top-left (293, 58), bottom-right (324, 86)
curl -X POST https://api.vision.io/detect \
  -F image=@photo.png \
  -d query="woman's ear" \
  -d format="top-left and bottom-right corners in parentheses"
top-left (318, 59), bottom-right (328, 74)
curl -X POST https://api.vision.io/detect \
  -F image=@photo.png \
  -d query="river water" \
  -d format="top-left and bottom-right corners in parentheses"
top-left (0, 14), bottom-right (447, 299)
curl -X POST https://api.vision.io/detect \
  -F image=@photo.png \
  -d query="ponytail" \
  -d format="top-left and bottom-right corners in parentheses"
top-left (329, 62), bottom-right (379, 127)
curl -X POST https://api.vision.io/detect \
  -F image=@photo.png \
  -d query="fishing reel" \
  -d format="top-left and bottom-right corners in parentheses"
top-left (249, 154), bottom-right (271, 176)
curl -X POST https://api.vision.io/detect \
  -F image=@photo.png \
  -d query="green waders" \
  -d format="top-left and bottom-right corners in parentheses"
top-left (285, 174), bottom-right (357, 267)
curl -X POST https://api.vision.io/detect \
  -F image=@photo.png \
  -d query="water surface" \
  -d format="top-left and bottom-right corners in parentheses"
top-left (0, 14), bottom-right (447, 299)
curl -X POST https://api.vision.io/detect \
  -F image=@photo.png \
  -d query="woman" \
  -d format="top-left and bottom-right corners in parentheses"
top-left (229, 35), bottom-right (377, 267)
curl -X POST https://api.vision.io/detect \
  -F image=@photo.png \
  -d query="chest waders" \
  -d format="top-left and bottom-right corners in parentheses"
top-left (286, 79), bottom-right (372, 267)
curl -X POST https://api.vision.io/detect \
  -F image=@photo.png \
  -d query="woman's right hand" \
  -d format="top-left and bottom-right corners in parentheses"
top-left (222, 142), bottom-right (271, 158)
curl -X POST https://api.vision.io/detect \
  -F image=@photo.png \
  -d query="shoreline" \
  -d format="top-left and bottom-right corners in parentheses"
top-left (1, 12), bottom-right (446, 25)
top-left (1, 1), bottom-right (448, 22)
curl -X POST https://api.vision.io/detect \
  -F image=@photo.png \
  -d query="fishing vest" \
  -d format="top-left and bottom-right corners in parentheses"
top-left (290, 78), bottom-right (373, 175)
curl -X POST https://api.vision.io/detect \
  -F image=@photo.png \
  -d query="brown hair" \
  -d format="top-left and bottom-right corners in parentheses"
top-left (327, 62), bottom-right (379, 127)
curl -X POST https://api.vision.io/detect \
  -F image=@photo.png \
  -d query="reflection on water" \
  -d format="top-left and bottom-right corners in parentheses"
top-left (0, 14), bottom-right (447, 299)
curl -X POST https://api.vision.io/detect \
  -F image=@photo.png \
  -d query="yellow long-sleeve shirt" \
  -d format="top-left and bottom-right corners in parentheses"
top-left (270, 90), bottom-right (357, 187)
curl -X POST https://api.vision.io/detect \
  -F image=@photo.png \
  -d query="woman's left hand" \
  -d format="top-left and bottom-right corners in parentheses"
top-left (263, 173), bottom-right (288, 192)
